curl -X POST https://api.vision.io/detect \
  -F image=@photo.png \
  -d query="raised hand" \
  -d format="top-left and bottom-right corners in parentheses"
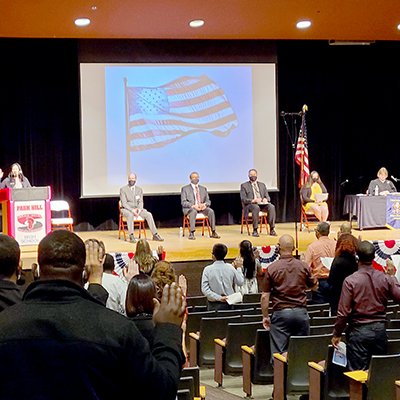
top-left (153, 283), bottom-right (186, 327)
top-left (85, 239), bottom-right (105, 284)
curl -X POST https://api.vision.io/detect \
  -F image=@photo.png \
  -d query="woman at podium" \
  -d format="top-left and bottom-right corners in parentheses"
top-left (0, 163), bottom-right (31, 189)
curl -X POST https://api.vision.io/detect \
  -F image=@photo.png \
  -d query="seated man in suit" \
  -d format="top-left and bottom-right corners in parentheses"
top-left (240, 169), bottom-right (277, 237)
top-left (181, 172), bottom-right (220, 240)
top-left (120, 173), bottom-right (163, 243)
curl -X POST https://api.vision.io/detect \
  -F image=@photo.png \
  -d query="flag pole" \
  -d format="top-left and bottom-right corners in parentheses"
top-left (124, 77), bottom-right (131, 175)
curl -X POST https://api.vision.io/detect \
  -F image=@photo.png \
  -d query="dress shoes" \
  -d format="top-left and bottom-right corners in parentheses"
top-left (270, 229), bottom-right (277, 237)
top-left (252, 230), bottom-right (259, 237)
top-left (129, 234), bottom-right (137, 243)
top-left (153, 233), bottom-right (164, 242)
top-left (210, 231), bottom-right (220, 239)
top-left (188, 232), bottom-right (196, 240)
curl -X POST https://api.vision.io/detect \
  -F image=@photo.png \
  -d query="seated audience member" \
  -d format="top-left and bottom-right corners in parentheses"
top-left (0, 162), bottom-right (31, 189)
top-left (180, 171), bottom-right (220, 240)
top-left (328, 234), bottom-right (359, 315)
top-left (0, 234), bottom-right (23, 312)
top-left (201, 243), bottom-right (244, 310)
top-left (300, 170), bottom-right (329, 222)
top-left (240, 168), bottom-right (277, 236)
top-left (233, 239), bottom-right (262, 295)
top-left (332, 241), bottom-right (400, 371)
top-left (134, 238), bottom-right (163, 275)
top-left (367, 167), bottom-right (396, 196)
top-left (101, 253), bottom-right (128, 315)
top-left (304, 222), bottom-right (336, 304)
top-left (0, 230), bottom-right (186, 399)
top-left (151, 260), bottom-right (177, 300)
top-left (337, 221), bottom-right (352, 238)
top-left (126, 273), bottom-right (157, 346)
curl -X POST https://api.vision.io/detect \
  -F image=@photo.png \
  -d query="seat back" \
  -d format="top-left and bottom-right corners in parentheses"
top-left (199, 315), bottom-right (241, 366)
top-left (388, 319), bottom-right (400, 329)
top-left (323, 345), bottom-right (349, 399)
top-left (310, 324), bottom-right (334, 335)
top-left (310, 316), bottom-right (337, 326)
top-left (387, 329), bottom-right (400, 339)
top-left (252, 329), bottom-right (274, 384)
top-left (241, 314), bottom-right (263, 323)
top-left (181, 367), bottom-right (200, 398)
top-left (387, 338), bottom-right (400, 354)
top-left (186, 295), bottom-right (207, 308)
top-left (224, 321), bottom-right (263, 375)
top-left (178, 376), bottom-right (194, 400)
top-left (243, 293), bottom-right (262, 303)
top-left (367, 354), bottom-right (400, 400)
top-left (286, 334), bottom-right (331, 395)
top-left (185, 310), bottom-right (215, 348)
top-left (231, 302), bottom-right (259, 310)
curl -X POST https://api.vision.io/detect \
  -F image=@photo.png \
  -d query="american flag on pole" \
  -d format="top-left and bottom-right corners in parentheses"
top-left (294, 109), bottom-right (310, 187)
top-left (125, 75), bottom-right (238, 151)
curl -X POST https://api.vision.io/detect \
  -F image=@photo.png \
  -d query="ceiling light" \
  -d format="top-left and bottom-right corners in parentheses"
top-left (74, 18), bottom-right (91, 27)
top-left (296, 20), bottom-right (312, 29)
top-left (189, 19), bottom-right (205, 28)
top-left (397, 23), bottom-right (400, 31)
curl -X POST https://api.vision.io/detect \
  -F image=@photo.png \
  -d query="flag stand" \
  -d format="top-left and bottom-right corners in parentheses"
top-left (280, 110), bottom-right (304, 258)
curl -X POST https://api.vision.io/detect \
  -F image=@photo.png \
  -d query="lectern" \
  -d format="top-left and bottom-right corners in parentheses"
top-left (0, 187), bottom-right (52, 246)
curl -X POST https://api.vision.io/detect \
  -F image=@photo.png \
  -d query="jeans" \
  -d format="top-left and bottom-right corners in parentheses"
top-left (311, 279), bottom-right (330, 304)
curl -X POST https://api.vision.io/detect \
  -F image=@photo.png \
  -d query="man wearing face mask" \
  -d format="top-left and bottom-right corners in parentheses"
top-left (120, 173), bottom-right (164, 243)
top-left (181, 172), bottom-right (220, 240)
top-left (240, 169), bottom-right (277, 237)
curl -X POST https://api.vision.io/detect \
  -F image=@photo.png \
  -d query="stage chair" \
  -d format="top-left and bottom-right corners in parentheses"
top-left (50, 200), bottom-right (74, 231)
top-left (214, 321), bottom-right (263, 387)
top-left (182, 213), bottom-right (211, 237)
top-left (273, 334), bottom-right (331, 400)
top-left (300, 194), bottom-right (319, 232)
top-left (240, 206), bottom-right (269, 235)
top-left (308, 345), bottom-right (349, 400)
top-left (241, 329), bottom-right (274, 398)
top-left (344, 353), bottom-right (400, 400)
top-left (118, 200), bottom-right (146, 240)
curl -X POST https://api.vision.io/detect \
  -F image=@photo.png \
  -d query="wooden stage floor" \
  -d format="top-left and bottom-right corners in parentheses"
top-left (19, 220), bottom-right (400, 268)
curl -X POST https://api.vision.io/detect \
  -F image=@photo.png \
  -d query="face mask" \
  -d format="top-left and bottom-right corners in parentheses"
top-left (128, 180), bottom-right (136, 186)
top-left (312, 177), bottom-right (318, 182)
top-left (191, 178), bottom-right (199, 185)
top-left (249, 176), bottom-right (257, 182)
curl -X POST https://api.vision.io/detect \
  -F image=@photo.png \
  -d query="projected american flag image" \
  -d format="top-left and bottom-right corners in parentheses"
top-left (125, 75), bottom-right (238, 151)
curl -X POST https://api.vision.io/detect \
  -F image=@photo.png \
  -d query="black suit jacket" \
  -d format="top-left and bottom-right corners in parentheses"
top-left (240, 181), bottom-right (270, 205)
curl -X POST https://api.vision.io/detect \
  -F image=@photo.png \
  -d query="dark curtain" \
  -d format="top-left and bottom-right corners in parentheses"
top-left (1, 39), bottom-right (399, 229)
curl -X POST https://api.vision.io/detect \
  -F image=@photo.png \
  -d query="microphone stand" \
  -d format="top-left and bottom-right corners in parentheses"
top-left (281, 111), bottom-right (302, 258)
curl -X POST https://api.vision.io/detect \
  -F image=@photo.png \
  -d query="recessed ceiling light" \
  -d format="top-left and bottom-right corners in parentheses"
top-left (296, 20), bottom-right (312, 29)
top-left (189, 19), bottom-right (205, 28)
top-left (74, 18), bottom-right (91, 27)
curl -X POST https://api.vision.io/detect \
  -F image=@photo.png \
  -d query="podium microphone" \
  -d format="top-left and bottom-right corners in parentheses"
top-left (391, 175), bottom-right (399, 182)
top-left (340, 179), bottom-right (349, 186)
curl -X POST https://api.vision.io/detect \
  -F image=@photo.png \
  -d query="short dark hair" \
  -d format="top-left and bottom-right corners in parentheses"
top-left (0, 234), bottom-right (20, 278)
top-left (212, 243), bottom-right (228, 260)
top-left (103, 254), bottom-right (115, 273)
top-left (357, 240), bottom-right (375, 263)
top-left (248, 168), bottom-right (257, 175)
top-left (316, 222), bottom-right (330, 236)
top-left (38, 231), bottom-right (86, 279)
top-left (126, 273), bottom-right (156, 317)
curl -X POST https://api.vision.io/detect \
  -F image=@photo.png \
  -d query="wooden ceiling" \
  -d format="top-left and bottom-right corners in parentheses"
top-left (1, 0), bottom-right (400, 41)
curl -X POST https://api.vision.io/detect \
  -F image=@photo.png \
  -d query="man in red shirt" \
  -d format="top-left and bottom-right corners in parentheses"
top-left (332, 241), bottom-right (400, 370)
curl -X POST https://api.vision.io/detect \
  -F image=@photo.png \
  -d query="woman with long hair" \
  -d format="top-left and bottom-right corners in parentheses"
top-left (0, 162), bottom-right (31, 189)
top-left (328, 233), bottom-right (359, 315)
top-left (134, 238), bottom-right (160, 275)
top-left (300, 170), bottom-right (329, 221)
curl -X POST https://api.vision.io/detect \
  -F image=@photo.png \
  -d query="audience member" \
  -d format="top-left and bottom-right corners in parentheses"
top-left (300, 170), bottom-right (329, 221)
top-left (304, 221), bottom-right (336, 304)
top-left (0, 231), bottom-right (185, 399)
top-left (240, 168), bottom-right (277, 236)
top-left (201, 243), bottom-right (244, 310)
top-left (134, 238), bottom-right (163, 275)
top-left (0, 234), bottom-right (23, 312)
top-left (233, 239), bottom-right (261, 294)
top-left (120, 172), bottom-right (164, 243)
top-left (261, 234), bottom-right (317, 355)
top-left (328, 234), bottom-right (359, 315)
top-left (337, 221), bottom-right (352, 238)
top-left (181, 171), bottom-right (220, 240)
top-left (332, 241), bottom-right (400, 370)
top-left (367, 167), bottom-right (396, 196)
top-left (101, 253), bottom-right (128, 315)
top-left (151, 260), bottom-right (177, 300)
top-left (0, 162), bottom-right (31, 189)
top-left (126, 273), bottom-right (157, 346)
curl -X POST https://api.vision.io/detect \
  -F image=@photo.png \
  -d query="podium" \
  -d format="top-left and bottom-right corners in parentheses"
top-left (0, 187), bottom-right (52, 246)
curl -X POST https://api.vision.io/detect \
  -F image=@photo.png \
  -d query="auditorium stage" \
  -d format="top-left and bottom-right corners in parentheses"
top-left (19, 220), bottom-right (400, 268)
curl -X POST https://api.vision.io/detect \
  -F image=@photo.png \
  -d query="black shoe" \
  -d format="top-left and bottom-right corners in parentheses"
top-left (129, 234), bottom-right (137, 243)
top-left (211, 231), bottom-right (220, 239)
top-left (270, 229), bottom-right (277, 237)
top-left (252, 230), bottom-right (259, 237)
top-left (153, 233), bottom-right (164, 242)
top-left (188, 232), bottom-right (196, 240)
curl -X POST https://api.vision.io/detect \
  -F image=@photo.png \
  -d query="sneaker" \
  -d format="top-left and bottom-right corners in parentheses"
top-left (153, 233), bottom-right (164, 242)
top-left (252, 230), bottom-right (259, 237)
top-left (270, 229), bottom-right (277, 237)
top-left (188, 231), bottom-right (196, 240)
top-left (129, 234), bottom-right (137, 243)
top-left (211, 231), bottom-right (220, 239)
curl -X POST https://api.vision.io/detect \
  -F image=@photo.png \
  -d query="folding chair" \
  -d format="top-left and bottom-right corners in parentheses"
top-left (118, 200), bottom-right (146, 240)
top-left (182, 213), bottom-right (211, 237)
top-left (50, 200), bottom-right (74, 231)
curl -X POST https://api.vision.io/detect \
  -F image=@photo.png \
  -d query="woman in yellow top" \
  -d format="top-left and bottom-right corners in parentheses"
top-left (300, 170), bottom-right (329, 221)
